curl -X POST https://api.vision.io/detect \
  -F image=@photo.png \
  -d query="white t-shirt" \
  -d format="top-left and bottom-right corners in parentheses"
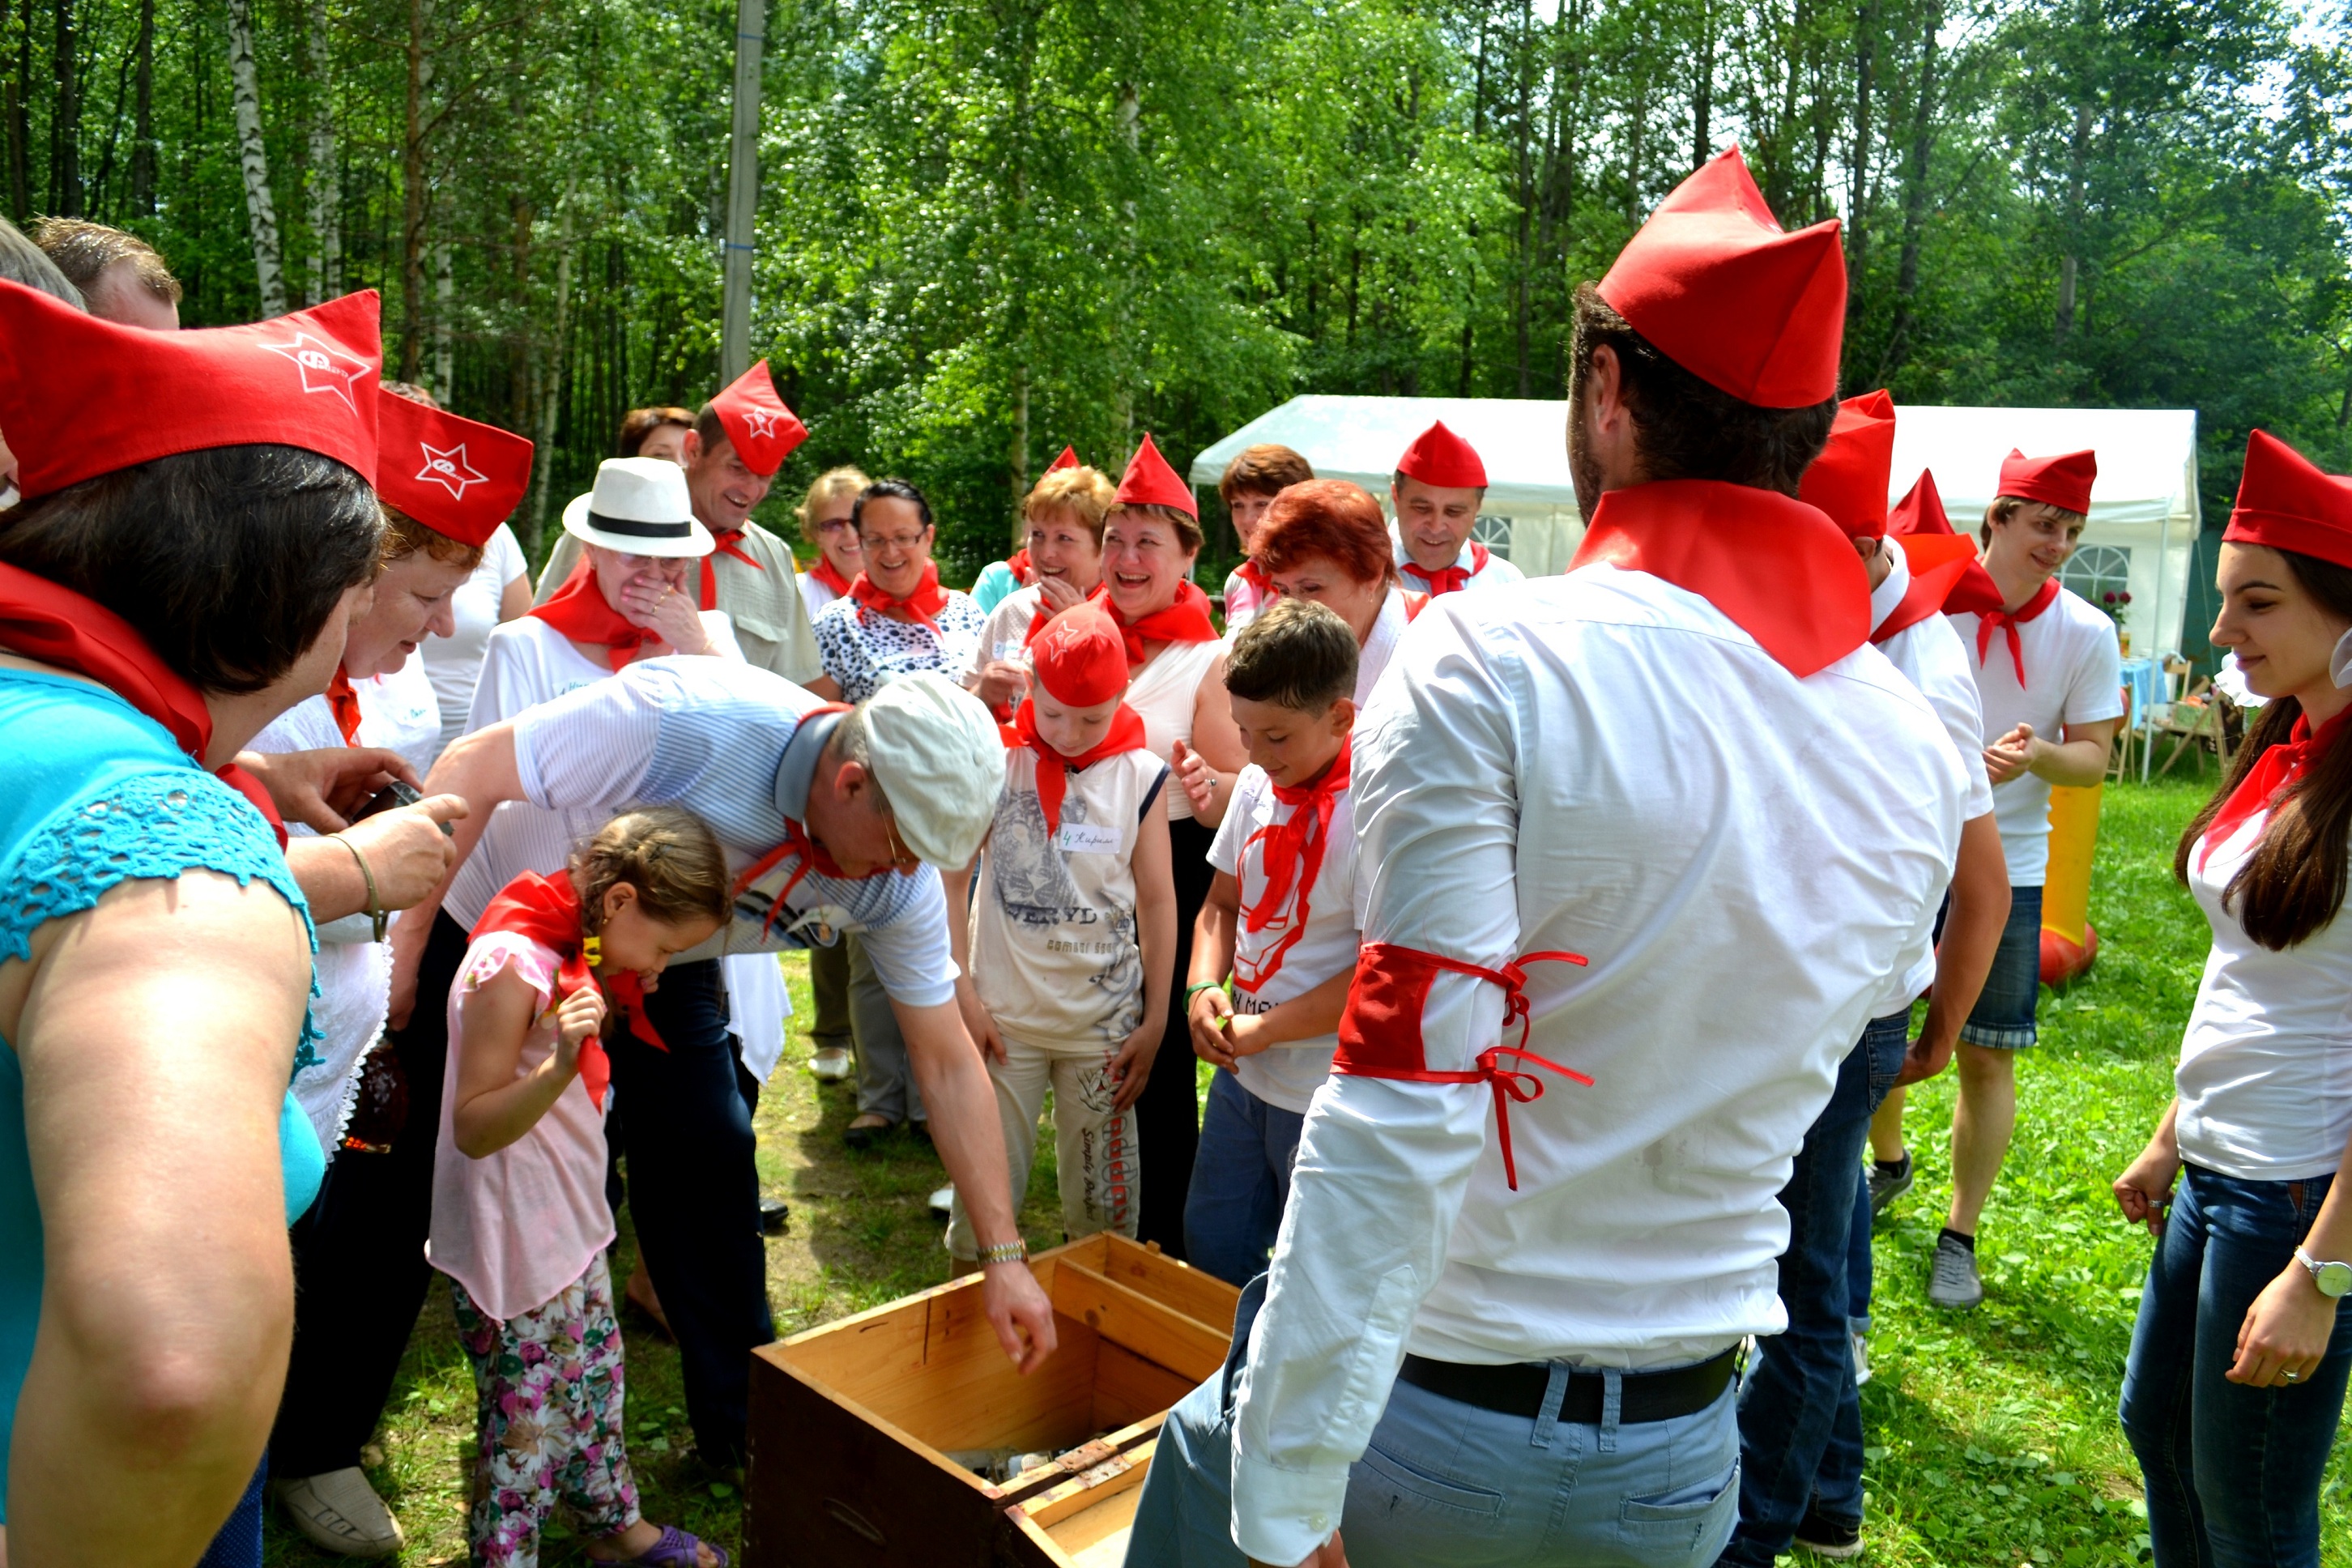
top-left (353, 654), bottom-right (445, 782)
top-left (1224, 567), bottom-right (1272, 633)
top-left (1207, 761), bottom-right (1361, 1114)
top-left (799, 569), bottom-right (846, 622)
top-left (2175, 812), bottom-right (2352, 1180)
top-left (1949, 586), bottom-right (2124, 884)
top-left (965, 585), bottom-right (1046, 693)
top-left (1126, 637), bottom-right (1225, 822)
top-left (418, 523), bottom-right (528, 762)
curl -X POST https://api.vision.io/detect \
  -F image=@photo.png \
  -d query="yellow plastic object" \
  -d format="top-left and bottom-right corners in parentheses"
top-left (2042, 782), bottom-right (2101, 946)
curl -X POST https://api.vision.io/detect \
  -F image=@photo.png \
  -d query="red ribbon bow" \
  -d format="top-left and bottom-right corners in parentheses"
top-left (850, 561), bottom-right (950, 628)
top-left (1010, 697), bottom-right (1149, 835)
top-left (1235, 740), bottom-right (1352, 993)
top-left (530, 560), bottom-right (656, 672)
top-left (1972, 578), bottom-right (2060, 687)
top-left (1091, 581), bottom-right (1219, 668)
top-left (468, 870), bottom-right (675, 1110)
top-left (699, 528), bottom-right (765, 611)
top-left (1401, 542), bottom-right (1489, 597)
top-left (324, 663), bottom-right (364, 744)
top-left (2198, 704), bottom-right (2352, 870)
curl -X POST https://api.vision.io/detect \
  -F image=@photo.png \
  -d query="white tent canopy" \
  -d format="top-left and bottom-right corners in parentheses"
top-left (1190, 395), bottom-right (2202, 653)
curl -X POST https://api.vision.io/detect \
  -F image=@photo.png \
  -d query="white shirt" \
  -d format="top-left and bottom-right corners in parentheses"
top-left (1224, 567), bottom-right (1272, 633)
top-left (1125, 637), bottom-right (1225, 821)
top-left (1354, 585), bottom-right (1419, 709)
top-left (965, 585), bottom-right (1046, 692)
top-left (352, 654), bottom-right (445, 782)
top-left (1949, 586), bottom-right (2124, 884)
top-left (799, 568), bottom-right (846, 622)
top-left (419, 522), bottom-right (528, 761)
top-left (1867, 548), bottom-right (1996, 1016)
top-left (1228, 564), bottom-right (1964, 1564)
top-left (1391, 534), bottom-right (1527, 595)
top-left (1207, 762), bottom-right (1360, 1114)
top-left (2176, 812), bottom-right (2352, 1180)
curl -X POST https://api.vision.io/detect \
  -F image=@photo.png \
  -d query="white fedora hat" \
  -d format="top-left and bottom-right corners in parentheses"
top-left (561, 457), bottom-right (714, 557)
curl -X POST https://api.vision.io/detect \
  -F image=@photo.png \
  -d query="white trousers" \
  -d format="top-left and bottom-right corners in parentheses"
top-left (945, 1031), bottom-right (1139, 1259)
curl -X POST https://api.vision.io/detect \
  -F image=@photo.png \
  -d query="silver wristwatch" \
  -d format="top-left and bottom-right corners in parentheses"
top-left (2295, 1246), bottom-right (2352, 1298)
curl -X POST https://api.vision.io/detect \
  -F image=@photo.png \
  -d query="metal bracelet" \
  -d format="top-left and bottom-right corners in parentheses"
top-left (334, 833), bottom-right (387, 941)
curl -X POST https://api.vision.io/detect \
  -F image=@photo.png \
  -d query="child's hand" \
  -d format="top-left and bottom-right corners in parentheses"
top-left (1172, 740), bottom-right (1218, 816)
top-left (1189, 987), bottom-right (1237, 1072)
top-left (957, 975), bottom-right (1007, 1064)
top-left (1224, 1010), bottom-right (1273, 1059)
top-left (552, 986), bottom-right (607, 1077)
top-left (1106, 1024), bottom-right (1161, 1113)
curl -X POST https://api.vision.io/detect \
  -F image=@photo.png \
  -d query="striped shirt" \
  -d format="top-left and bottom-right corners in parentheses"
top-left (508, 657), bottom-right (956, 1005)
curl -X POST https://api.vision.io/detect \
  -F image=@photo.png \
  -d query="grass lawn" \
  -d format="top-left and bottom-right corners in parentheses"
top-left (264, 769), bottom-right (2352, 1566)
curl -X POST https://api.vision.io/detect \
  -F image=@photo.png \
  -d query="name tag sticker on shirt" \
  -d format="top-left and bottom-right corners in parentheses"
top-left (1056, 821), bottom-right (1123, 855)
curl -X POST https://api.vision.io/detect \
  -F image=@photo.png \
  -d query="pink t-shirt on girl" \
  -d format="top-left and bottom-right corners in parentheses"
top-left (427, 931), bottom-right (616, 1323)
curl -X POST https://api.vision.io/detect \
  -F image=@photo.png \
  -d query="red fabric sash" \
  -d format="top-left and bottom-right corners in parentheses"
top-left (1331, 943), bottom-right (1592, 1190)
top-left (1011, 697), bottom-right (1148, 836)
top-left (700, 528), bottom-right (764, 611)
top-left (1400, 540), bottom-right (1490, 597)
top-left (0, 560), bottom-right (288, 847)
top-left (1235, 739), bottom-right (1351, 994)
top-left (728, 703), bottom-right (894, 938)
top-left (1570, 480), bottom-right (1871, 679)
top-left (1971, 578), bottom-right (2061, 687)
top-left (1093, 581), bottom-right (1219, 668)
top-left (851, 561), bottom-right (949, 628)
top-left (530, 562), bottom-right (653, 672)
top-left (1872, 535), bottom-right (1992, 646)
top-left (325, 664), bottom-right (364, 744)
top-left (1006, 548), bottom-right (1033, 583)
top-left (467, 870), bottom-right (671, 1110)
top-left (807, 555), bottom-right (854, 599)
top-left (2197, 705), bottom-right (2352, 871)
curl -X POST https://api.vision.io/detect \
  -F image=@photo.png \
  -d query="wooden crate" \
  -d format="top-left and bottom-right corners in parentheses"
top-left (744, 1233), bottom-right (1239, 1568)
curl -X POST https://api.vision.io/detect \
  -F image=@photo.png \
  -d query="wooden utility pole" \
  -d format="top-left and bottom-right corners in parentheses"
top-left (720, 0), bottom-right (764, 382)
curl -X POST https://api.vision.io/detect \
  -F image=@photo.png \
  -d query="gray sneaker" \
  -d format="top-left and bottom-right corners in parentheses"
top-left (1868, 1153), bottom-right (1913, 1216)
top-left (273, 1468), bottom-right (404, 1558)
top-left (1927, 1231), bottom-right (1983, 1310)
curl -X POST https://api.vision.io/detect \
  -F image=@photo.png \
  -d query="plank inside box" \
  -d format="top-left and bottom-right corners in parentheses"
top-left (744, 1232), bottom-right (1239, 1568)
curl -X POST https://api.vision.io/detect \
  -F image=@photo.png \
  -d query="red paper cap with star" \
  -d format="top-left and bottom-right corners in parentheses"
top-left (1031, 603), bottom-right (1131, 707)
top-left (375, 386), bottom-right (534, 549)
top-left (1597, 147), bottom-right (1846, 408)
top-left (1046, 445), bottom-right (1080, 473)
top-left (709, 360), bottom-right (807, 478)
top-left (0, 280), bottom-right (381, 499)
top-left (1396, 420), bottom-right (1488, 489)
top-left (1997, 447), bottom-right (2097, 517)
top-left (1113, 433), bottom-right (1196, 519)
top-left (1798, 390), bottom-right (1897, 539)
top-left (2224, 429), bottom-right (2352, 571)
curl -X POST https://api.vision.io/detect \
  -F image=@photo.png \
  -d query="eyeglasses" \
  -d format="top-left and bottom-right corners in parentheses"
top-left (816, 516), bottom-right (856, 535)
top-left (863, 532), bottom-right (930, 553)
top-left (884, 814), bottom-right (918, 869)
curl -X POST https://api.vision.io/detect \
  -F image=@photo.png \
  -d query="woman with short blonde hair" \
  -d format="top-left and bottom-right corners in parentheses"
top-left (797, 465), bottom-right (871, 620)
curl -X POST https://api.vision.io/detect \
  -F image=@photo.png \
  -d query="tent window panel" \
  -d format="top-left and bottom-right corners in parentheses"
top-left (2060, 544), bottom-right (2133, 610)
top-left (1472, 513), bottom-right (1515, 560)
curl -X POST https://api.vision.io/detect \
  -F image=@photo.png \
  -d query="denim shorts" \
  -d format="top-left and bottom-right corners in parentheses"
top-left (1954, 884), bottom-right (2043, 1050)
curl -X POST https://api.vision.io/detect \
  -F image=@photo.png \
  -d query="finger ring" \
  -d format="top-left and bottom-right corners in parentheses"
top-left (2283, 1369), bottom-right (2302, 1383)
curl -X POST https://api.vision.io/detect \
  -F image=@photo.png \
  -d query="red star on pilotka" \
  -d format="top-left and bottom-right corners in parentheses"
top-left (415, 440), bottom-right (488, 499)
top-left (261, 330), bottom-right (373, 411)
top-left (740, 405), bottom-right (781, 440)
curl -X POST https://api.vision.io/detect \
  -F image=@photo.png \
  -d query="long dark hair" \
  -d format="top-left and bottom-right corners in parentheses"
top-left (2175, 547), bottom-right (2352, 948)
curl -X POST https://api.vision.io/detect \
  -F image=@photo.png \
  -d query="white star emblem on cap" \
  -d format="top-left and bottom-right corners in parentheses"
top-left (740, 406), bottom-right (781, 441)
top-left (416, 441), bottom-right (488, 499)
top-left (260, 330), bottom-right (372, 411)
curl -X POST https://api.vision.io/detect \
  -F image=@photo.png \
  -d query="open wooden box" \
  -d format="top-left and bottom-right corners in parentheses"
top-left (744, 1233), bottom-right (1240, 1567)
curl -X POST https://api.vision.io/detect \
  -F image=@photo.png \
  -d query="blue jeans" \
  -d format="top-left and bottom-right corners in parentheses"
top-left (194, 1455), bottom-right (266, 1568)
top-left (1183, 1072), bottom-right (1307, 1286)
top-left (1715, 1010), bottom-right (1909, 1566)
top-left (2120, 1165), bottom-right (2352, 1567)
top-left (1958, 883), bottom-right (2043, 1050)
top-left (1130, 1276), bottom-right (1742, 1567)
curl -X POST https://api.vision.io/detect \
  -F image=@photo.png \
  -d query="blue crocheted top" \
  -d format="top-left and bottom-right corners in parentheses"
top-left (0, 667), bottom-right (327, 1518)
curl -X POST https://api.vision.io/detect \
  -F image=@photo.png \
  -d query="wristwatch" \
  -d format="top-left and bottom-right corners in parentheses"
top-left (2294, 1246), bottom-right (2352, 1298)
top-left (978, 1239), bottom-right (1029, 1268)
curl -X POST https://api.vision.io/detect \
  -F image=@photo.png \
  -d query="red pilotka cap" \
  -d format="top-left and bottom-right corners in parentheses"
top-left (1598, 147), bottom-right (1847, 409)
top-left (1396, 420), bottom-right (1488, 489)
top-left (1030, 603), bottom-right (1130, 707)
top-left (1798, 390), bottom-right (1897, 539)
top-left (1997, 447), bottom-right (2097, 516)
top-left (1046, 445), bottom-right (1081, 472)
top-left (1888, 467), bottom-right (2005, 615)
top-left (1114, 433), bottom-right (1196, 519)
top-left (2223, 429), bottom-right (2352, 570)
top-left (375, 386), bottom-right (534, 549)
top-left (709, 360), bottom-right (808, 478)
top-left (0, 280), bottom-right (382, 498)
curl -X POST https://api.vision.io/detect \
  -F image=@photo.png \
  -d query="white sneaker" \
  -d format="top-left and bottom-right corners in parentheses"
top-left (930, 1184), bottom-right (955, 1217)
top-left (809, 1046), bottom-right (854, 1082)
top-left (273, 1467), bottom-right (405, 1558)
top-left (1851, 1328), bottom-right (1872, 1387)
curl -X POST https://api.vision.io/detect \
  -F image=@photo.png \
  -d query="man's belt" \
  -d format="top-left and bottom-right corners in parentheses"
top-left (1396, 1346), bottom-right (1738, 1426)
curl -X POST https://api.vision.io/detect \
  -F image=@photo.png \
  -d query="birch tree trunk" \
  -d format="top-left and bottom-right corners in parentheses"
top-left (131, 0), bottom-right (155, 213)
top-left (304, 0), bottom-right (339, 304)
top-left (525, 186), bottom-right (577, 552)
top-left (227, 0), bottom-right (286, 316)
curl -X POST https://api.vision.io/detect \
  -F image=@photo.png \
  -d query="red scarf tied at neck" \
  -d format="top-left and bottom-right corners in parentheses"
top-left (850, 561), bottom-right (950, 628)
top-left (530, 560), bottom-right (655, 672)
top-left (1092, 580), bottom-right (1220, 668)
top-left (806, 554), bottom-right (855, 600)
top-left (468, 870), bottom-right (673, 1111)
top-left (729, 702), bottom-right (900, 940)
top-left (1401, 540), bottom-right (1490, 597)
top-left (1007, 548), bottom-right (1034, 584)
top-left (325, 664), bottom-right (364, 744)
top-left (1009, 697), bottom-right (1149, 835)
top-left (0, 560), bottom-right (288, 846)
top-left (1235, 739), bottom-right (1352, 992)
top-left (1972, 578), bottom-right (2061, 688)
top-left (699, 529), bottom-right (765, 611)
top-left (2198, 705), bottom-right (2352, 870)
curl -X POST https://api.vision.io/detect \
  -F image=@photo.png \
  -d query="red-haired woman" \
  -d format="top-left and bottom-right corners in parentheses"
top-left (1246, 478), bottom-right (1427, 705)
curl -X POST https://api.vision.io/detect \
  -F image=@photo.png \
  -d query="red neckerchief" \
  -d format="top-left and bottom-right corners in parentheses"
top-left (530, 561), bottom-right (654, 672)
top-left (467, 870), bottom-right (671, 1110)
top-left (1401, 540), bottom-right (1489, 596)
top-left (1007, 548), bottom-right (1033, 583)
top-left (325, 663), bottom-right (364, 744)
top-left (1971, 578), bottom-right (2062, 687)
top-left (2197, 705), bottom-right (2352, 871)
top-left (807, 555), bottom-right (854, 599)
top-left (700, 528), bottom-right (765, 611)
top-left (1234, 557), bottom-right (1271, 597)
top-left (1092, 581), bottom-right (1219, 669)
top-left (0, 560), bottom-right (288, 847)
top-left (1872, 535), bottom-right (1983, 646)
top-left (1235, 739), bottom-right (1352, 994)
top-left (728, 703), bottom-right (896, 938)
top-left (1331, 944), bottom-right (1591, 1190)
top-left (1010, 696), bottom-right (1148, 835)
top-left (851, 561), bottom-right (950, 628)
top-left (1403, 589), bottom-right (1430, 622)
top-left (1570, 481), bottom-right (1871, 678)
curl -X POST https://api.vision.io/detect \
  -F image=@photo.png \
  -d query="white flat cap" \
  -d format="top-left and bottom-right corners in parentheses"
top-left (859, 672), bottom-right (1003, 869)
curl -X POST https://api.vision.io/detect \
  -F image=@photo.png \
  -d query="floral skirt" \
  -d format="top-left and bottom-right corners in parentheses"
top-left (449, 1252), bottom-right (640, 1568)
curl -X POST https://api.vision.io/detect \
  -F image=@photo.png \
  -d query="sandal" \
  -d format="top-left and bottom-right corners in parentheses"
top-left (843, 1114), bottom-right (897, 1152)
top-left (599, 1523), bottom-right (728, 1567)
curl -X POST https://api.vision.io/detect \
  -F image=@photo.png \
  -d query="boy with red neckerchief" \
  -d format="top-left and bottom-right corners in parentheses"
top-left (1129, 147), bottom-right (1966, 1568)
top-left (1181, 599), bottom-right (1361, 1286)
top-left (940, 602), bottom-right (1174, 1264)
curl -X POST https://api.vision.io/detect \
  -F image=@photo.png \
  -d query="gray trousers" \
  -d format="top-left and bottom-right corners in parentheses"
top-left (848, 934), bottom-right (924, 1124)
top-left (807, 937), bottom-right (853, 1050)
